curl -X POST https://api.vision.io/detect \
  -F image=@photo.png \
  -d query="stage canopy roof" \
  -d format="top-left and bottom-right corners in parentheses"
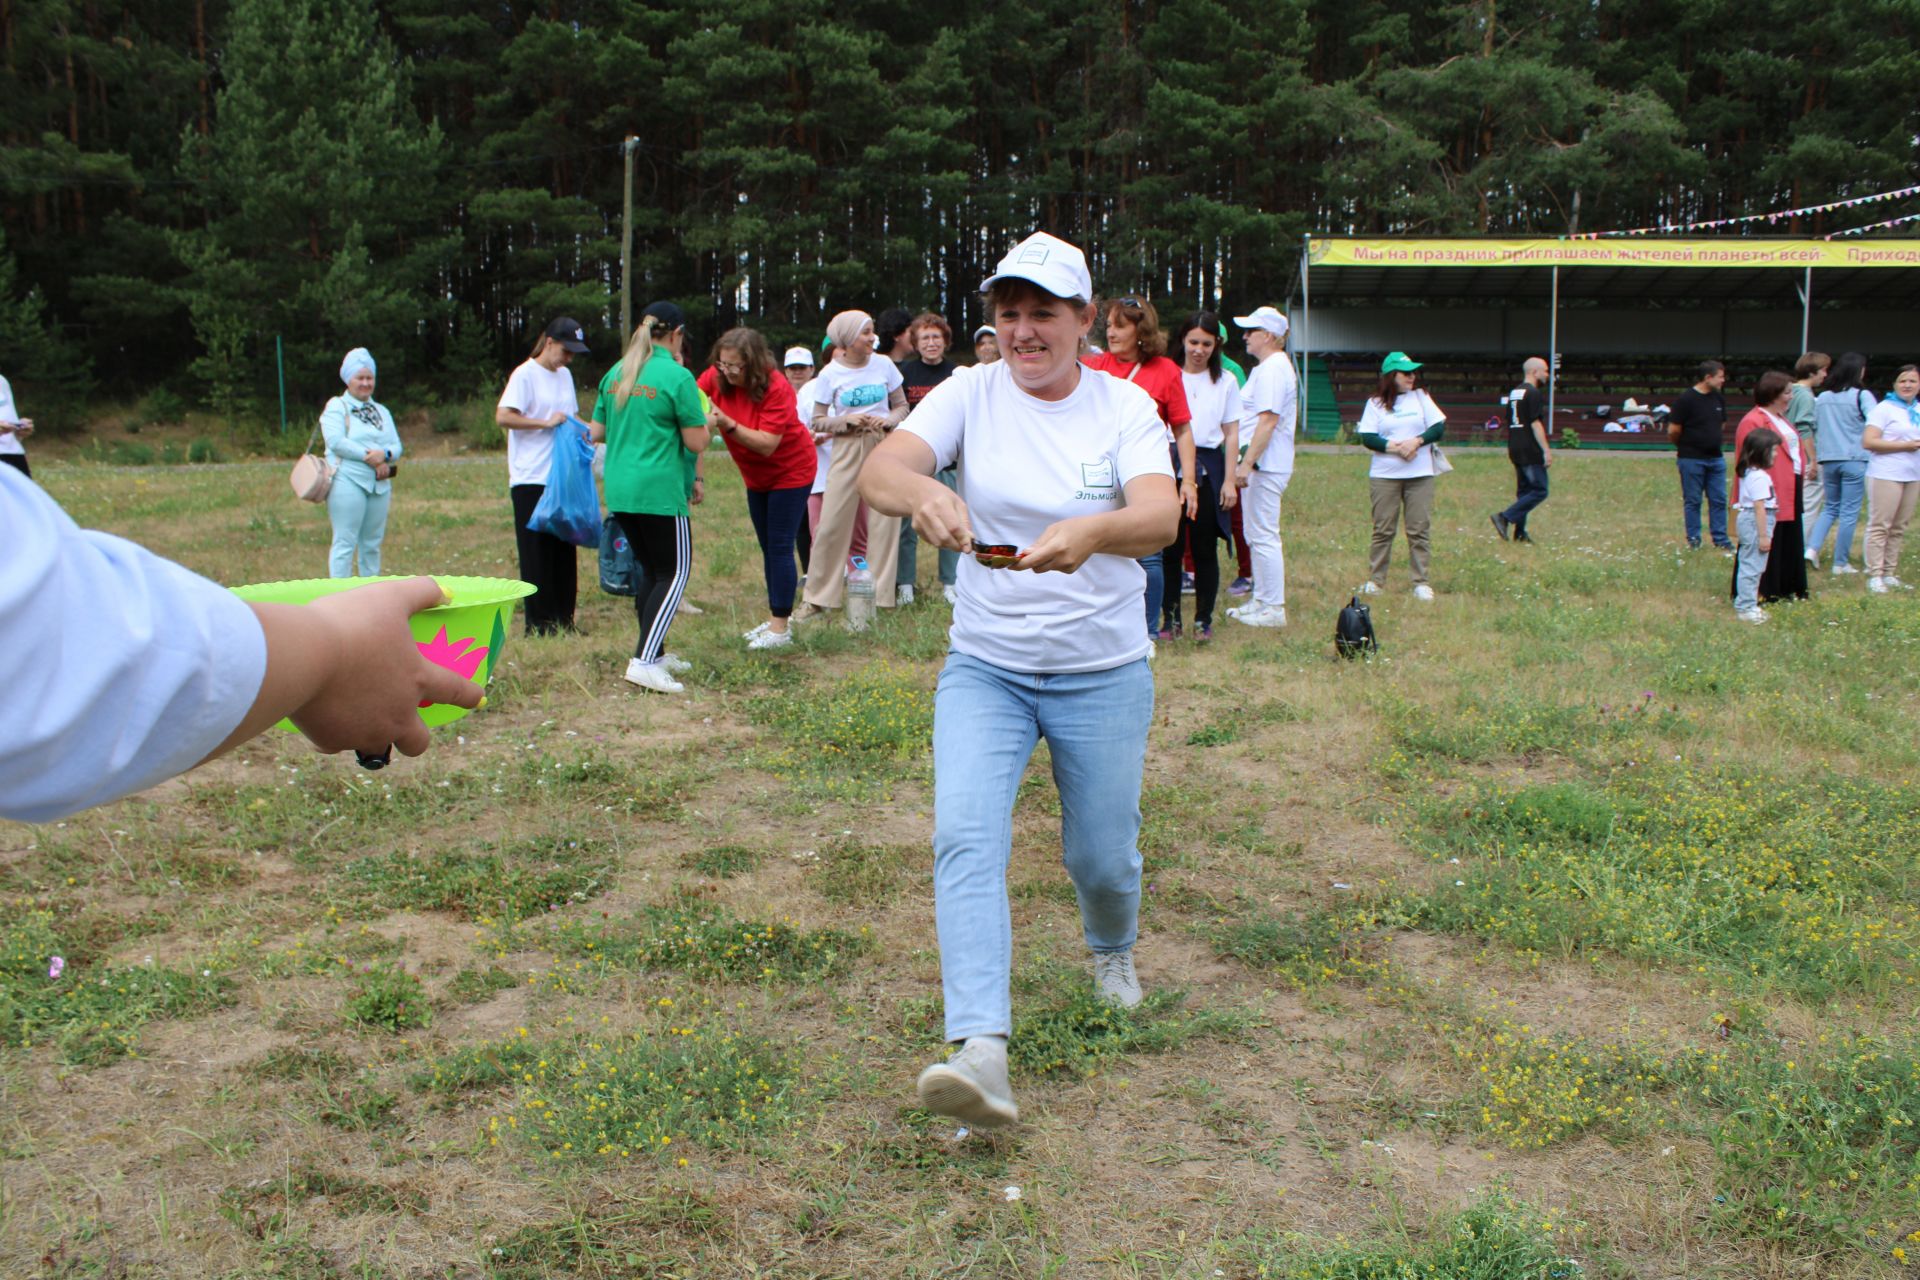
top-left (1302, 237), bottom-right (1920, 303)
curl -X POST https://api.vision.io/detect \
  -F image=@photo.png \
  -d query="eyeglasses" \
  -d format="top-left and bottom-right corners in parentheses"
top-left (716, 359), bottom-right (745, 373)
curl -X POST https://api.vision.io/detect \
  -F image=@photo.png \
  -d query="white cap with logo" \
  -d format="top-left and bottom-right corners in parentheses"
top-left (979, 231), bottom-right (1093, 303)
top-left (1232, 306), bottom-right (1290, 338)
top-left (783, 346), bottom-right (815, 368)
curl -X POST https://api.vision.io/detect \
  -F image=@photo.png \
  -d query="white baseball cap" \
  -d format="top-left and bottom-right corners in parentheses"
top-left (972, 324), bottom-right (997, 342)
top-left (979, 231), bottom-right (1092, 303)
top-left (1232, 306), bottom-right (1290, 338)
top-left (783, 346), bottom-right (815, 367)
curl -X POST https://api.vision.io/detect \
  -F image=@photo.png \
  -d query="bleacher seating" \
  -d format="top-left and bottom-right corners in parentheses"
top-left (1309, 355), bottom-right (1794, 448)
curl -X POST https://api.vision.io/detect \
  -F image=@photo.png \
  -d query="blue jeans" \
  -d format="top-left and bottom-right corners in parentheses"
top-left (931, 651), bottom-right (1154, 1042)
top-left (1808, 458), bottom-right (1866, 567)
top-left (745, 484), bottom-right (810, 617)
top-left (1734, 507), bottom-right (1774, 611)
top-left (1139, 555), bottom-right (1163, 638)
top-left (1501, 464), bottom-right (1550, 533)
top-left (327, 480), bottom-right (390, 577)
top-left (1677, 456), bottom-right (1730, 548)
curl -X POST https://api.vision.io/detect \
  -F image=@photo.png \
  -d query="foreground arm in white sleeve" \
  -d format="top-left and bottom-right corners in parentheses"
top-left (0, 467), bottom-right (479, 822)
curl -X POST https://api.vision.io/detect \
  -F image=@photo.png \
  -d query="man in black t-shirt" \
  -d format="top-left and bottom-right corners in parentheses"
top-left (1667, 360), bottom-right (1732, 550)
top-left (1491, 356), bottom-right (1552, 543)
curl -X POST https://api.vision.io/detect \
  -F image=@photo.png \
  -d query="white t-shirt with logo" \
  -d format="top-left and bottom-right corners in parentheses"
top-left (498, 359), bottom-right (581, 486)
top-left (1241, 352), bottom-right (1299, 475)
top-left (1181, 368), bottom-right (1240, 451)
top-left (901, 363), bottom-right (1173, 674)
top-left (1737, 468), bottom-right (1777, 510)
top-left (1866, 397), bottom-right (1920, 484)
top-left (1359, 389), bottom-right (1446, 480)
top-left (0, 375), bottom-right (23, 457)
top-left (809, 356), bottom-right (903, 422)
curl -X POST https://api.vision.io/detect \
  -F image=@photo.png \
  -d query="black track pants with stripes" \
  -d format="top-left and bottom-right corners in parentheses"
top-left (613, 512), bottom-right (690, 663)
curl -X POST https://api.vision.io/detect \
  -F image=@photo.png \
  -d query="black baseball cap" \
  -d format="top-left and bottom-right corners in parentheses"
top-left (543, 317), bottom-right (590, 353)
top-left (640, 300), bottom-right (687, 330)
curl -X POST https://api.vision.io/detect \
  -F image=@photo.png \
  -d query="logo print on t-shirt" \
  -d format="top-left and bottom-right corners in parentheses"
top-left (1081, 459), bottom-right (1114, 488)
top-left (842, 384), bottom-right (887, 410)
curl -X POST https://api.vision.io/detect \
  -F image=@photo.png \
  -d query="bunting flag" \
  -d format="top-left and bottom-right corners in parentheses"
top-left (1571, 184), bottom-right (1920, 239)
top-left (1826, 209), bottom-right (1920, 239)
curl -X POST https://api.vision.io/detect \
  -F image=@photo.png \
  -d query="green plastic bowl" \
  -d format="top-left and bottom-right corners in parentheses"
top-left (229, 575), bottom-right (536, 728)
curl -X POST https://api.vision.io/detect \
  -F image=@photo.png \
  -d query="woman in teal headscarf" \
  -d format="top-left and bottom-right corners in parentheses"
top-left (322, 347), bottom-right (404, 577)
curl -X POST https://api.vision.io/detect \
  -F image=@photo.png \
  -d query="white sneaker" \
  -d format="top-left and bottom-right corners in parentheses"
top-left (1833, 563), bottom-right (1859, 576)
top-left (916, 1037), bottom-right (1017, 1128)
top-left (746, 627), bottom-right (793, 650)
top-left (1869, 576), bottom-right (1890, 594)
top-left (1094, 950), bottom-right (1143, 1008)
top-left (623, 659), bottom-right (684, 694)
top-left (1886, 576), bottom-right (1911, 590)
top-left (1357, 580), bottom-right (1382, 595)
top-left (678, 601), bottom-right (704, 615)
top-left (1229, 603), bottom-right (1286, 628)
top-left (896, 584), bottom-right (914, 605)
top-left (942, 585), bottom-right (958, 605)
top-left (660, 653), bottom-right (692, 675)
top-left (743, 621), bottom-right (771, 639)
top-left (1412, 584), bottom-right (1436, 602)
top-left (1736, 608), bottom-right (1768, 624)
top-left (1804, 549), bottom-right (1820, 565)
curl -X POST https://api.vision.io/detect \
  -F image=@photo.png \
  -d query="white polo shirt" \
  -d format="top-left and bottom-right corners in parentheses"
top-left (1181, 368), bottom-right (1240, 451)
top-left (1866, 397), bottom-right (1920, 484)
top-left (1359, 390), bottom-right (1447, 480)
top-left (901, 363), bottom-right (1172, 674)
top-left (1241, 351), bottom-right (1299, 476)
top-left (499, 359), bottom-right (580, 487)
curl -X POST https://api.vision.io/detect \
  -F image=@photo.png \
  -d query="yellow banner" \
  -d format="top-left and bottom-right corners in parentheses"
top-left (1307, 238), bottom-right (1920, 269)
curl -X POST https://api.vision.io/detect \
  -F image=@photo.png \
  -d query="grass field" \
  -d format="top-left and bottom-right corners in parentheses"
top-left (4, 445), bottom-right (1919, 1279)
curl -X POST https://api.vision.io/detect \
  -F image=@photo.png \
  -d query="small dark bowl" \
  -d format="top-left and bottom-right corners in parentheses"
top-left (972, 540), bottom-right (1021, 569)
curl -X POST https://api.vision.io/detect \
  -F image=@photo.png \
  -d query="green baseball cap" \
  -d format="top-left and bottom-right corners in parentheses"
top-left (1380, 351), bottom-right (1423, 373)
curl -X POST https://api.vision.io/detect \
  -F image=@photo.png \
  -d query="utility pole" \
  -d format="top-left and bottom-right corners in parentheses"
top-left (621, 136), bottom-right (637, 345)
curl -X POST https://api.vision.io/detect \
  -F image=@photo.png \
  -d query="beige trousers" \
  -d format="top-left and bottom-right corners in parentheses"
top-left (1865, 477), bottom-right (1919, 578)
top-left (1368, 475), bottom-right (1436, 587)
top-left (805, 429), bottom-right (899, 608)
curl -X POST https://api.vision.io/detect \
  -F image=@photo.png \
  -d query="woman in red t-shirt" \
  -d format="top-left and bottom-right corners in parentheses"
top-left (697, 328), bottom-right (818, 649)
top-left (1085, 295), bottom-right (1196, 641)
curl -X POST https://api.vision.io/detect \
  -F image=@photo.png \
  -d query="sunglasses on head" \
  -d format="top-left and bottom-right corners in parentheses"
top-left (1115, 295), bottom-right (1145, 310)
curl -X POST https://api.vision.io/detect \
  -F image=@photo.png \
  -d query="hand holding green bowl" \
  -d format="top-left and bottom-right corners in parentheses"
top-left (230, 575), bottom-right (535, 729)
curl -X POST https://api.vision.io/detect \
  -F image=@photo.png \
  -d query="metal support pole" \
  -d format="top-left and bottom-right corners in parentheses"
top-left (1800, 266), bottom-right (1812, 352)
top-left (276, 334), bottom-right (287, 435)
top-left (621, 135), bottom-right (637, 345)
top-left (1299, 236), bottom-right (1311, 440)
top-left (1547, 266), bottom-right (1559, 429)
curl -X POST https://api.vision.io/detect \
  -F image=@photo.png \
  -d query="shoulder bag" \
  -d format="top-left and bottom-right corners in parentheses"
top-left (289, 402), bottom-right (337, 503)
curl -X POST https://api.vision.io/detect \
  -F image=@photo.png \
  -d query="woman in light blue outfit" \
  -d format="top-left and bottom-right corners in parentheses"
top-left (323, 348), bottom-right (403, 578)
top-left (1807, 351), bottom-right (1874, 574)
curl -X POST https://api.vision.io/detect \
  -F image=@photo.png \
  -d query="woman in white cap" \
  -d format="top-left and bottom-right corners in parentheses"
top-left (321, 348), bottom-right (405, 578)
top-left (791, 310), bottom-right (905, 620)
top-left (1357, 352), bottom-right (1447, 599)
top-left (973, 325), bottom-right (1000, 365)
top-left (859, 231), bottom-right (1179, 1129)
top-left (783, 345), bottom-right (819, 579)
top-left (1226, 306), bottom-right (1297, 627)
top-left (497, 316), bottom-right (591, 635)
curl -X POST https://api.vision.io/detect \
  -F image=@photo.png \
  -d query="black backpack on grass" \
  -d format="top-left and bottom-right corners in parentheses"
top-left (1335, 596), bottom-right (1377, 659)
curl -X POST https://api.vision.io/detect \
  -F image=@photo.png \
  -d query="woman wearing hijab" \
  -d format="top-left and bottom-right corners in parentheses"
top-left (321, 348), bottom-right (404, 578)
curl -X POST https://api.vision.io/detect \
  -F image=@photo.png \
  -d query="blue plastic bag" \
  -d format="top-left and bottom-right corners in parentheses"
top-left (598, 515), bottom-right (637, 596)
top-left (527, 416), bottom-right (601, 546)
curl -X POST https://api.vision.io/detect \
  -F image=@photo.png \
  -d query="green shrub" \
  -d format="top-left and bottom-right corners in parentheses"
top-left (344, 964), bottom-right (430, 1032)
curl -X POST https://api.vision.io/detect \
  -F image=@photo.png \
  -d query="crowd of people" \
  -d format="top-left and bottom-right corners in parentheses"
top-left (11, 224), bottom-right (1920, 1132)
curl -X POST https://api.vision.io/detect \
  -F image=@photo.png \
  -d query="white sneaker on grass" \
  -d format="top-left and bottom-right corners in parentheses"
top-left (1886, 576), bottom-right (1911, 590)
top-left (660, 653), bottom-right (692, 675)
top-left (1805, 549), bottom-right (1820, 565)
top-left (746, 628), bottom-right (792, 650)
top-left (1412, 584), bottom-right (1436, 601)
top-left (916, 1037), bottom-right (1017, 1128)
top-left (1357, 580), bottom-right (1382, 595)
top-left (743, 621), bottom-right (771, 639)
top-left (623, 659), bottom-right (684, 694)
top-left (1228, 603), bottom-right (1286, 628)
top-left (942, 585), bottom-right (958, 605)
top-left (1833, 563), bottom-right (1859, 575)
top-left (897, 584), bottom-right (915, 605)
top-left (1094, 950), bottom-right (1143, 1008)
top-left (1736, 608), bottom-right (1768, 624)
top-left (1869, 576), bottom-right (1890, 594)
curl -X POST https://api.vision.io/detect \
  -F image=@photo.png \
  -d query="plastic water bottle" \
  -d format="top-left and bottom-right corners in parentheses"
top-left (845, 555), bottom-right (875, 632)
